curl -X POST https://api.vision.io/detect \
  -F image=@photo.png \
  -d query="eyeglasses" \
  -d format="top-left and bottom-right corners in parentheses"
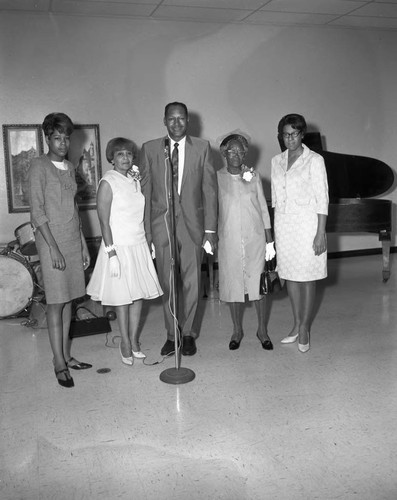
top-left (226, 149), bottom-right (245, 156)
top-left (282, 131), bottom-right (301, 139)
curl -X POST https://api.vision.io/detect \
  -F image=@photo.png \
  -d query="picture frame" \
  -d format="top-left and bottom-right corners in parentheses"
top-left (2, 124), bottom-right (44, 213)
top-left (68, 124), bottom-right (102, 210)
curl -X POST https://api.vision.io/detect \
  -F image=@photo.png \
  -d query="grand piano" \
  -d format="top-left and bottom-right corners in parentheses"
top-left (300, 132), bottom-right (395, 282)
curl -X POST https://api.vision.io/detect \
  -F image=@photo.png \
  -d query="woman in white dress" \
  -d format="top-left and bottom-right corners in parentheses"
top-left (87, 138), bottom-right (162, 364)
top-left (271, 114), bottom-right (328, 353)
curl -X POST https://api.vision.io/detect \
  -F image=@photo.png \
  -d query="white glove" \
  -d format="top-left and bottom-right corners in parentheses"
top-left (265, 241), bottom-right (276, 261)
top-left (109, 255), bottom-right (121, 278)
top-left (203, 240), bottom-right (213, 255)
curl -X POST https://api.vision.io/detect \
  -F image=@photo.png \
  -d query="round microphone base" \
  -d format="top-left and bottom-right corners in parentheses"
top-left (160, 367), bottom-right (195, 385)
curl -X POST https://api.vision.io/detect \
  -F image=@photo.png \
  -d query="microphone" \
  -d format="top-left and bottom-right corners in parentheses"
top-left (164, 138), bottom-right (170, 159)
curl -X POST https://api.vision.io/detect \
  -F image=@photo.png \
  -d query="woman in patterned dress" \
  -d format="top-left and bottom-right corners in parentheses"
top-left (29, 113), bottom-right (92, 388)
top-left (217, 133), bottom-right (276, 351)
top-left (86, 138), bottom-right (162, 365)
top-left (271, 114), bottom-right (329, 352)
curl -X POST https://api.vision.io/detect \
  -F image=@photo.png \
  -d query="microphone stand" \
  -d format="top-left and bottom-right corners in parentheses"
top-left (160, 140), bottom-right (195, 385)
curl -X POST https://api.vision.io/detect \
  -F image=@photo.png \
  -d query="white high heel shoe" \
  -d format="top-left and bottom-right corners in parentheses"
top-left (119, 343), bottom-right (133, 365)
top-left (298, 333), bottom-right (310, 353)
top-left (132, 350), bottom-right (146, 359)
top-left (298, 342), bottom-right (310, 353)
top-left (280, 333), bottom-right (299, 344)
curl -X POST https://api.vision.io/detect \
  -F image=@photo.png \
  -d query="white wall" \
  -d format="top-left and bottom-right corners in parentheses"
top-left (1, 11), bottom-right (396, 252)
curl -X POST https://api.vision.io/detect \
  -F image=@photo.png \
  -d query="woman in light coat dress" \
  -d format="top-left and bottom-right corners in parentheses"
top-left (217, 134), bottom-right (275, 351)
top-left (271, 114), bottom-right (328, 353)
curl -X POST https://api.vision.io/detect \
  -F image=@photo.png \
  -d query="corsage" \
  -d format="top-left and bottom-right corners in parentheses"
top-left (241, 165), bottom-right (255, 182)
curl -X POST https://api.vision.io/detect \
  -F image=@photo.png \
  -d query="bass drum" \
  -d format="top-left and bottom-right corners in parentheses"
top-left (0, 252), bottom-right (35, 318)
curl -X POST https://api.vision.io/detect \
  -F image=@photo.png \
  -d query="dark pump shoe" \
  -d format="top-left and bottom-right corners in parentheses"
top-left (161, 340), bottom-right (176, 356)
top-left (261, 340), bottom-right (273, 350)
top-left (54, 368), bottom-right (74, 388)
top-left (256, 332), bottom-right (274, 351)
top-left (229, 339), bottom-right (241, 350)
top-left (182, 336), bottom-right (197, 356)
top-left (66, 357), bottom-right (92, 370)
top-left (229, 332), bottom-right (243, 350)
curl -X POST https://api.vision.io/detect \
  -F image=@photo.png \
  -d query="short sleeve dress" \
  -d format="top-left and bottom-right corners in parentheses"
top-left (86, 170), bottom-right (162, 306)
top-left (217, 166), bottom-right (272, 303)
top-left (271, 145), bottom-right (329, 282)
top-left (29, 155), bottom-right (86, 305)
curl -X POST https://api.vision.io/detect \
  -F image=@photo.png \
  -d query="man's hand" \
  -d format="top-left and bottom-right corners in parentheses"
top-left (202, 233), bottom-right (218, 254)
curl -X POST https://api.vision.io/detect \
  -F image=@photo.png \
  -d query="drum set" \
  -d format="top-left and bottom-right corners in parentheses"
top-left (0, 222), bottom-right (44, 319)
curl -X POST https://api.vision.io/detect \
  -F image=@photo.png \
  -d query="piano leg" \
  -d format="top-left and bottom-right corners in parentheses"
top-left (379, 230), bottom-right (391, 282)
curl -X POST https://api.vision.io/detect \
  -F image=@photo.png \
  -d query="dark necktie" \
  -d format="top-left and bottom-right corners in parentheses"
top-left (172, 143), bottom-right (179, 195)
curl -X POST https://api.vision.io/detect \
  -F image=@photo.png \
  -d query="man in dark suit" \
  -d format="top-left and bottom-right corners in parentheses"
top-left (139, 102), bottom-right (218, 356)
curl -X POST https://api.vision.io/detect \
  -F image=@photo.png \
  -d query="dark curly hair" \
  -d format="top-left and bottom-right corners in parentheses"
top-left (277, 113), bottom-right (307, 137)
top-left (42, 112), bottom-right (74, 137)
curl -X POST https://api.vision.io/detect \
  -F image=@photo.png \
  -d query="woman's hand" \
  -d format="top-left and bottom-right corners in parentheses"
top-left (109, 255), bottom-right (121, 278)
top-left (80, 230), bottom-right (91, 271)
top-left (49, 245), bottom-right (66, 271)
top-left (36, 223), bottom-right (66, 270)
top-left (82, 247), bottom-right (91, 271)
top-left (313, 214), bottom-right (327, 255)
top-left (313, 233), bottom-right (327, 256)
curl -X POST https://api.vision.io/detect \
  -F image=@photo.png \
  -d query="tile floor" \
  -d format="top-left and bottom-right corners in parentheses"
top-left (0, 255), bottom-right (396, 500)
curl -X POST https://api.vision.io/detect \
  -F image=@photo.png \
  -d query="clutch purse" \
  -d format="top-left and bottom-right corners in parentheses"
top-left (69, 306), bottom-right (112, 338)
top-left (259, 257), bottom-right (282, 295)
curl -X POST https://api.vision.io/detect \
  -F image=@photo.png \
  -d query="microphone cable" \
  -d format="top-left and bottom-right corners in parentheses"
top-left (162, 142), bottom-right (182, 354)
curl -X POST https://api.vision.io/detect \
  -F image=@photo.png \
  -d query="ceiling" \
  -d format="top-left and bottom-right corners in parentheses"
top-left (2, 0), bottom-right (397, 31)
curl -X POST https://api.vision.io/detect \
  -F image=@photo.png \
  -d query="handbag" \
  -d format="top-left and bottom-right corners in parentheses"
top-left (69, 306), bottom-right (112, 338)
top-left (259, 257), bottom-right (282, 295)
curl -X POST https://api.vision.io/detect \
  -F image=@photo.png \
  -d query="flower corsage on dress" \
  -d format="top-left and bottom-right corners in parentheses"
top-left (130, 165), bottom-right (141, 182)
top-left (129, 164), bottom-right (141, 191)
top-left (241, 165), bottom-right (256, 182)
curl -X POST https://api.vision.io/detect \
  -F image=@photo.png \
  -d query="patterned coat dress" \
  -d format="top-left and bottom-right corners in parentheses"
top-left (271, 144), bottom-right (329, 282)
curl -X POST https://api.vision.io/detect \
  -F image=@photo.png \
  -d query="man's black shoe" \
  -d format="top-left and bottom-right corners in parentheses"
top-left (160, 340), bottom-right (175, 356)
top-left (182, 336), bottom-right (197, 356)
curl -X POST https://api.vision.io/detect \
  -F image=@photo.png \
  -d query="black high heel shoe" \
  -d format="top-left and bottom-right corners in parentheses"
top-left (229, 339), bottom-right (241, 350)
top-left (54, 367), bottom-right (74, 388)
top-left (256, 332), bottom-right (274, 351)
top-left (66, 357), bottom-right (92, 370)
top-left (229, 333), bottom-right (243, 350)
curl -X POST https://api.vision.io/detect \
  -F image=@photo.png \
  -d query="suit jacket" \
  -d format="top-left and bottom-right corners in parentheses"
top-left (139, 135), bottom-right (218, 247)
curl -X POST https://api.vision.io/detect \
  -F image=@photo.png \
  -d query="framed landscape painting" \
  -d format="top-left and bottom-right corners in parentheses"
top-left (3, 124), bottom-right (44, 213)
top-left (67, 124), bottom-right (102, 210)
